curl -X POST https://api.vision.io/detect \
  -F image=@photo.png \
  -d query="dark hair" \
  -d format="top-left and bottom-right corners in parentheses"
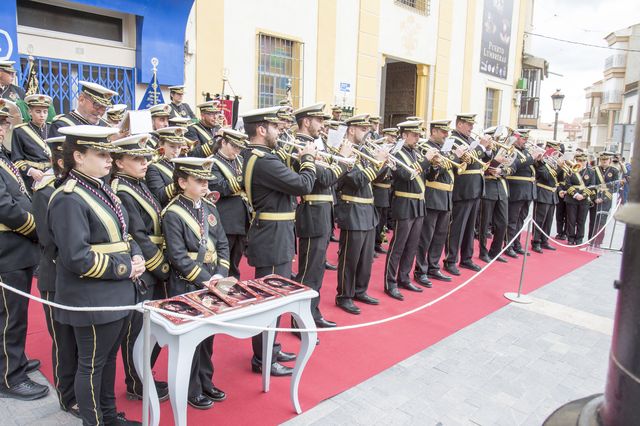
top-left (172, 168), bottom-right (189, 194)
top-left (50, 149), bottom-right (64, 176)
top-left (60, 139), bottom-right (89, 181)
top-left (243, 121), bottom-right (260, 138)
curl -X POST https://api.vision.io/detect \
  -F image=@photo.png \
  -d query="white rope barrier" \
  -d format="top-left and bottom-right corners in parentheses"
top-left (0, 218), bottom-right (534, 333)
top-left (531, 200), bottom-right (622, 249)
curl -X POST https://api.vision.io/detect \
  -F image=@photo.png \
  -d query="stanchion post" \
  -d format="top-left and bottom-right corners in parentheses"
top-left (142, 309), bottom-right (151, 426)
top-left (504, 219), bottom-right (533, 304)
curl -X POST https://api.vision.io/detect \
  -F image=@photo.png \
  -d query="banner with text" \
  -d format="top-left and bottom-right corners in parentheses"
top-left (479, 0), bottom-right (514, 79)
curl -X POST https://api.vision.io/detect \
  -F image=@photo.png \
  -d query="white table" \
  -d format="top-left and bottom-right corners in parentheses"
top-left (133, 289), bottom-right (318, 426)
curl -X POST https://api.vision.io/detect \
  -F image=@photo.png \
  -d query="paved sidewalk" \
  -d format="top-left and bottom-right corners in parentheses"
top-left (283, 249), bottom-right (622, 426)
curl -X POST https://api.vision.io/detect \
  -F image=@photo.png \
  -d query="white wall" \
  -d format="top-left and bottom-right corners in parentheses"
top-left (446, 0), bottom-right (467, 118)
top-left (332, 0), bottom-right (359, 107)
top-left (223, 0), bottom-right (319, 112)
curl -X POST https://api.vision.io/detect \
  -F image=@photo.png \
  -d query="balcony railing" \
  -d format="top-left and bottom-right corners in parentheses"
top-left (604, 54), bottom-right (626, 70)
top-left (603, 90), bottom-right (622, 105)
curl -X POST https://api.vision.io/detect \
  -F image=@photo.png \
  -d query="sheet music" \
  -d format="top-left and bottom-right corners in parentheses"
top-left (442, 137), bottom-right (455, 152)
top-left (124, 110), bottom-right (153, 134)
top-left (327, 125), bottom-right (347, 148)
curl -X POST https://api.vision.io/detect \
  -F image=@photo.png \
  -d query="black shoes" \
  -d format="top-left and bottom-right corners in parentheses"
top-left (203, 385), bottom-right (226, 402)
top-left (0, 378), bottom-right (49, 400)
top-left (413, 273), bottom-right (432, 288)
top-left (354, 293), bottom-right (379, 305)
top-left (555, 233), bottom-right (567, 241)
top-left (315, 317), bottom-right (337, 328)
top-left (399, 282), bottom-right (423, 293)
top-left (494, 255), bottom-right (508, 263)
top-left (385, 288), bottom-right (404, 301)
top-left (514, 247), bottom-right (529, 256)
top-left (325, 262), bottom-right (337, 271)
top-left (459, 261), bottom-right (481, 272)
top-left (336, 298), bottom-right (361, 315)
top-left (188, 394), bottom-right (213, 410)
top-left (428, 270), bottom-right (452, 282)
top-left (541, 243), bottom-right (556, 251)
top-left (443, 263), bottom-right (461, 276)
top-left (61, 403), bottom-right (81, 418)
top-left (505, 248), bottom-right (518, 258)
top-left (126, 380), bottom-right (169, 402)
top-left (106, 412), bottom-right (142, 425)
top-left (25, 359), bottom-right (40, 374)
top-left (276, 350), bottom-right (296, 363)
top-left (532, 244), bottom-right (543, 254)
top-left (374, 245), bottom-right (388, 254)
top-left (250, 356), bottom-right (293, 376)
top-left (478, 254), bottom-right (491, 263)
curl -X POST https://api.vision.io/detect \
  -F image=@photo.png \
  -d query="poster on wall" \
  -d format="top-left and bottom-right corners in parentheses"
top-left (479, 0), bottom-right (514, 79)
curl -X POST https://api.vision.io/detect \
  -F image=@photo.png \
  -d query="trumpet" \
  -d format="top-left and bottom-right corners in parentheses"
top-left (432, 152), bottom-right (464, 169)
top-left (363, 137), bottom-right (422, 178)
top-left (278, 138), bottom-right (356, 167)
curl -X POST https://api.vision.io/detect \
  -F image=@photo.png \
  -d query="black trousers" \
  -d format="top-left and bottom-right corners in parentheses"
top-left (415, 209), bottom-right (451, 275)
top-left (507, 200), bottom-right (531, 249)
top-left (385, 217), bottom-right (423, 290)
top-left (566, 202), bottom-right (589, 243)
top-left (336, 229), bottom-right (375, 301)
top-left (227, 234), bottom-right (246, 279)
top-left (533, 202), bottom-right (555, 245)
top-left (295, 234), bottom-right (330, 321)
top-left (252, 262), bottom-right (292, 363)
top-left (556, 197), bottom-right (567, 235)
top-left (74, 317), bottom-right (127, 426)
top-left (375, 206), bottom-right (388, 246)
top-left (120, 310), bottom-right (163, 397)
top-left (0, 267), bottom-right (34, 388)
top-left (446, 199), bottom-right (479, 265)
top-left (188, 335), bottom-right (214, 397)
top-left (42, 290), bottom-right (77, 409)
top-left (479, 198), bottom-right (508, 258)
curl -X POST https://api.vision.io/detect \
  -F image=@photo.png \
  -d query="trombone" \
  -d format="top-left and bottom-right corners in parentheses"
top-left (362, 136), bottom-right (421, 178)
top-left (278, 138), bottom-right (356, 167)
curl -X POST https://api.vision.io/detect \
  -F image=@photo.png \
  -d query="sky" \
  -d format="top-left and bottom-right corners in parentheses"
top-left (527, 0), bottom-right (640, 124)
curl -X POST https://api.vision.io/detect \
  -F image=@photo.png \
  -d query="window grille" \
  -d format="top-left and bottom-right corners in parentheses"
top-left (394, 0), bottom-right (430, 16)
top-left (257, 33), bottom-right (303, 108)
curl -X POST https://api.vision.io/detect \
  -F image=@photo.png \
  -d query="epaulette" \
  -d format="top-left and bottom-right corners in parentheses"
top-left (202, 198), bottom-right (217, 208)
top-left (63, 179), bottom-right (77, 193)
top-left (14, 122), bottom-right (28, 128)
top-left (52, 114), bottom-right (64, 120)
top-left (110, 178), bottom-right (119, 192)
top-left (33, 175), bottom-right (57, 192)
top-left (251, 149), bottom-right (265, 158)
top-left (160, 196), bottom-right (178, 217)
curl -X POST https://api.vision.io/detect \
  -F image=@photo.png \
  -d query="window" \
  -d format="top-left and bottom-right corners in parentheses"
top-left (484, 88), bottom-right (501, 128)
top-left (628, 105), bottom-right (634, 124)
top-left (257, 33), bottom-right (303, 108)
top-left (17, 0), bottom-right (123, 42)
top-left (394, 0), bottom-right (431, 16)
top-left (519, 68), bottom-right (540, 119)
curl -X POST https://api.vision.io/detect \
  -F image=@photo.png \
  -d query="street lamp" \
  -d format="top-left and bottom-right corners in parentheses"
top-left (551, 89), bottom-right (565, 140)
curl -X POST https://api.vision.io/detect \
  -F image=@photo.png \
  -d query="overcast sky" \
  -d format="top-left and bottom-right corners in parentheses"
top-left (527, 0), bottom-right (640, 124)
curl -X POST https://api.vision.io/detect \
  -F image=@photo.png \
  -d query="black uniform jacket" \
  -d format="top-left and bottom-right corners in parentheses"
top-left (209, 152), bottom-right (251, 236)
top-left (113, 175), bottom-right (170, 292)
top-left (162, 194), bottom-right (229, 295)
top-left (146, 157), bottom-right (176, 207)
top-left (294, 133), bottom-right (347, 238)
top-left (451, 130), bottom-right (491, 201)
top-left (390, 145), bottom-right (433, 220)
top-left (503, 147), bottom-right (537, 202)
top-left (186, 121), bottom-right (220, 158)
top-left (422, 140), bottom-right (457, 211)
top-left (372, 168), bottom-right (391, 208)
top-left (565, 167), bottom-right (595, 205)
top-left (11, 122), bottom-right (52, 179)
top-left (32, 174), bottom-right (57, 292)
top-left (335, 144), bottom-right (386, 231)
top-left (593, 165), bottom-right (619, 210)
top-left (535, 163), bottom-right (562, 205)
top-left (170, 102), bottom-right (195, 120)
top-left (0, 151), bottom-right (38, 273)
top-left (242, 144), bottom-right (316, 267)
top-left (48, 171), bottom-right (141, 327)
top-left (0, 84), bottom-right (25, 101)
top-left (49, 111), bottom-right (109, 137)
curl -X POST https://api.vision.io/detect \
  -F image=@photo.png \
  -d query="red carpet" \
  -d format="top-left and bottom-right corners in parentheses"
top-left (25, 236), bottom-right (597, 425)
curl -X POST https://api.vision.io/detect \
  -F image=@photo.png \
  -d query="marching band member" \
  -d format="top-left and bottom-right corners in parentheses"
top-left (146, 126), bottom-right (187, 206)
top-left (186, 101), bottom-right (223, 158)
top-left (292, 103), bottom-right (350, 329)
top-left (11, 94), bottom-right (53, 190)
top-left (372, 128), bottom-right (397, 255)
top-left (48, 125), bottom-right (142, 425)
top-left (444, 113), bottom-right (492, 276)
top-left (0, 104), bottom-right (46, 401)
top-left (168, 85), bottom-right (196, 120)
top-left (0, 61), bottom-right (25, 101)
top-left (162, 157), bottom-right (229, 410)
top-left (564, 153), bottom-right (594, 245)
top-left (106, 104), bottom-right (127, 128)
top-left (49, 81), bottom-right (115, 136)
top-left (414, 120), bottom-right (462, 285)
top-left (330, 105), bottom-right (342, 121)
top-left (110, 135), bottom-right (170, 402)
top-left (589, 151), bottom-right (619, 247)
top-left (554, 144), bottom-right (569, 240)
top-left (384, 120), bottom-right (436, 300)
top-left (209, 129), bottom-right (252, 279)
top-left (241, 106), bottom-right (317, 376)
top-left (147, 103), bottom-right (172, 148)
top-left (32, 136), bottom-right (80, 415)
top-left (531, 142), bottom-right (563, 253)
top-left (503, 131), bottom-right (541, 258)
top-left (335, 115), bottom-right (388, 314)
